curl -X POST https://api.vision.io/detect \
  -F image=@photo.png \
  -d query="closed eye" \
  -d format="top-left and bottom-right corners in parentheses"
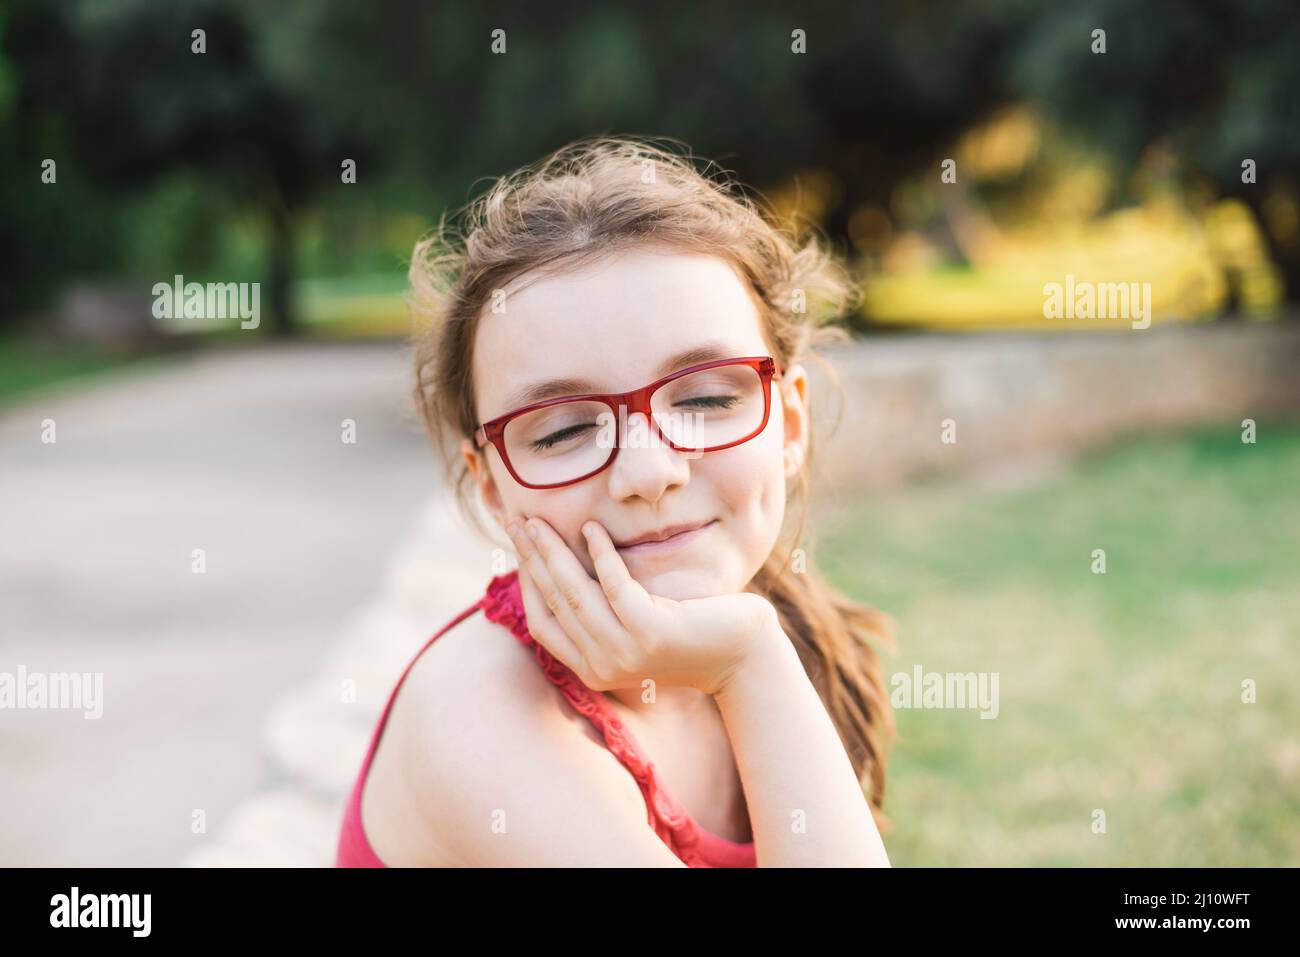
top-left (531, 422), bottom-right (598, 450)
top-left (676, 394), bottom-right (740, 410)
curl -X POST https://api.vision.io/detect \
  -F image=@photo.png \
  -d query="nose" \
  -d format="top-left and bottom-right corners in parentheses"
top-left (604, 410), bottom-right (691, 504)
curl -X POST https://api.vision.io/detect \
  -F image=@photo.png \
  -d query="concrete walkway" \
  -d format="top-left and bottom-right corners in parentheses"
top-left (180, 491), bottom-right (496, 866)
top-left (0, 342), bottom-right (497, 866)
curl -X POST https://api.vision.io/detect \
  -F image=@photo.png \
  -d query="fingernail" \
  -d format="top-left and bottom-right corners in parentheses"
top-left (582, 523), bottom-right (594, 538)
top-left (526, 522), bottom-right (540, 540)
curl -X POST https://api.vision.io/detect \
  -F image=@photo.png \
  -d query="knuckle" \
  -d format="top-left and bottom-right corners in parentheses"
top-left (609, 648), bottom-right (636, 674)
top-left (588, 656), bottom-right (615, 687)
top-left (560, 581), bottom-right (584, 612)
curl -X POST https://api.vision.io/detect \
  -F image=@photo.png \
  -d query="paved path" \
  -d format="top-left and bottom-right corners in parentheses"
top-left (0, 342), bottom-right (498, 866)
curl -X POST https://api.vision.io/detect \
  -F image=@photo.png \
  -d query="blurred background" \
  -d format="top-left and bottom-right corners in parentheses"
top-left (1, 0), bottom-right (1297, 866)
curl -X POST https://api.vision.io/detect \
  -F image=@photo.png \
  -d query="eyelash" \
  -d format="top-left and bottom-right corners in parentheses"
top-left (531, 423), bottom-right (595, 451)
top-left (529, 394), bottom-right (740, 450)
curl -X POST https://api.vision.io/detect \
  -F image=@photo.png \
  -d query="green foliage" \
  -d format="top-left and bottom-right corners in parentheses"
top-left (4, 0), bottom-right (1299, 333)
top-left (1009, 0), bottom-right (1300, 298)
top-left (0, 0), bottom-right (1028, 330)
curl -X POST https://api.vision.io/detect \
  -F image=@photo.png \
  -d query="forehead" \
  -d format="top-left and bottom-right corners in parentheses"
top-left (473, 249), bottom-right (770, 421)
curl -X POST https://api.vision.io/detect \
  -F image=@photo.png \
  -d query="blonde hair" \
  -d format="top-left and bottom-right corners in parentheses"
top-left (410, 134), bottom-right (898, 835)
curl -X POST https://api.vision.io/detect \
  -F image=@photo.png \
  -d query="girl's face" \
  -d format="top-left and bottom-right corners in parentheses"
top-left (461, 248), bottom-right (810, 600)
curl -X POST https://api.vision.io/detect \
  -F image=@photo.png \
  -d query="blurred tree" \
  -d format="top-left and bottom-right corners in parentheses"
top-left (10, 0), bottom-right (1295, 332)
top-left (289, 0), bottom-right (1028, 295)
top-left (4, 0), bottom-right (385, 335)
top-left (1009, 0), bottom-right (1300, 308)
top-left (3, 0), bottom-right (1028, 332)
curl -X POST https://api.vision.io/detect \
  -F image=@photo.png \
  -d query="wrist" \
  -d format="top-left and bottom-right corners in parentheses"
top-left (712, 612), bottom-right (799, 705)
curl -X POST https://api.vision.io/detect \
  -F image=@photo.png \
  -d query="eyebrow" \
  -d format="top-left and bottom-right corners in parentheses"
top-left (498, 341), bottom-right (740, 413)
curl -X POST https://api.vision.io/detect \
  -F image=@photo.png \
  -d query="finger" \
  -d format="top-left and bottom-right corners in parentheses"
top-left (525, 517), bottom-right (626, 649)
top-left (581, 521), bottom-right (658, 636)
top-left (513, 546), bottom-right (587, 675)
top-left (510, 519), bottom-right (596, 654)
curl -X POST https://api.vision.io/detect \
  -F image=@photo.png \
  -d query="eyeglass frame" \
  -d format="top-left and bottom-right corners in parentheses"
top-left (473, 355), bottom-right (784, 490)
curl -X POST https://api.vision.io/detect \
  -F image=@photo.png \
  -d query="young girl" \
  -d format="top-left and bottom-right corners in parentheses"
top-left (336, 135), bottom-right (896, 867)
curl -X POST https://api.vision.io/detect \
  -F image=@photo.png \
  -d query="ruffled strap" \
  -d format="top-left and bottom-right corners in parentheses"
top-left (480, 569), bottom-right (720, 866)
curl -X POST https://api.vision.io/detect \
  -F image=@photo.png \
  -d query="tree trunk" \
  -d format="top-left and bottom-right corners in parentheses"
top-left (266, 207), bottom-right (296, 337)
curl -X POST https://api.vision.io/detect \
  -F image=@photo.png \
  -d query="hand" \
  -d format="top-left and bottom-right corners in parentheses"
top-left (505, 516), bottom-right (780, 697)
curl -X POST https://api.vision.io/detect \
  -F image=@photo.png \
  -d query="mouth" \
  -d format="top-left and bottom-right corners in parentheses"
top-left (613, 519), bottom-right (718, 556)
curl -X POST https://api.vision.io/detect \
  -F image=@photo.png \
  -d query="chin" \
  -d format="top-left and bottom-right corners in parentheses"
top-left (628, 562), bottom-right (734, 602)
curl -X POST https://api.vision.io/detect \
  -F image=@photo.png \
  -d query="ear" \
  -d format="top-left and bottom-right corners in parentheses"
top-left (778, 363), bottom-right (809, 480)
top-left (461, 436), bottom-right (509, 528)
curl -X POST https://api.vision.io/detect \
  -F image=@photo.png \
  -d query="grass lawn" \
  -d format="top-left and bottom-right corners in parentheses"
top-left (818, 422), bottom-right (1300, 866)
top-left (0, 275), bottom-right (409, 408)
top-left (0, 337), bottom-right (165, 407)
top-left (297, 273), bottom-right (412, 338)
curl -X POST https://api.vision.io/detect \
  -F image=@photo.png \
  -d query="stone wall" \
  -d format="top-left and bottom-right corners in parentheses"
top-left (803, 323), bottom-right (1300, 499)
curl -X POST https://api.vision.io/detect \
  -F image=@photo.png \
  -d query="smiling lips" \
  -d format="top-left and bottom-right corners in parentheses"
top-left (613, 519), bottom-right (717, 554)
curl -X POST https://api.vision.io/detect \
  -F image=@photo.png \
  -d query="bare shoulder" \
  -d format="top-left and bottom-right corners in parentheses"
top-left (401, 606), bottom-right (603, 748)
top-left (365, 608), bottom-right (565, 866)
top-left (403, 606), bottom-right (548, 709)
top-left (398, 605), bottom-right (623, 788)
top-left (381, 605), bottom-right (682, 866)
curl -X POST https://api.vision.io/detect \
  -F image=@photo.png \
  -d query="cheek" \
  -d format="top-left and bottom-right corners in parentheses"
top-left (708, 427), bottom-right (787, 526)
top-left (494, 476), bottom-right (593, 552)
top-left (759, 458), bottom-right (786, 518)
top-left (696, 439), bottom-right (786, 588)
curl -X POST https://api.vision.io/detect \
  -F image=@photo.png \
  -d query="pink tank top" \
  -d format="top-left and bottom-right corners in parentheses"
top-left (335, 568), bottom-right (757, 868)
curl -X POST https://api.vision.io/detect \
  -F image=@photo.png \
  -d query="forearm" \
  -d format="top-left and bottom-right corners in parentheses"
top-left (714, 622), bottom-right (891, 867)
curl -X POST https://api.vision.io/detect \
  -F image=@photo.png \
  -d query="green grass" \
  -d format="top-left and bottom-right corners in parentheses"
top-left (0, 273), bottom-right (411, 406)
top-left (0, 337), bottom-right (155, 406)
top-left (818, 422), bottom-right (1300, 866)
top-left (298, 273), bottom-right (410, 338)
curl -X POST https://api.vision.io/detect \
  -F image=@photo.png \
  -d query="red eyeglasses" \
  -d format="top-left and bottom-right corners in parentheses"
top-left (474, 356), bottom-right (783, 489)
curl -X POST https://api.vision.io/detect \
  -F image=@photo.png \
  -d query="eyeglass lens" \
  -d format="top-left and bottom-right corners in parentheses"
top-left (500, 364), bottom-right (767, 486)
